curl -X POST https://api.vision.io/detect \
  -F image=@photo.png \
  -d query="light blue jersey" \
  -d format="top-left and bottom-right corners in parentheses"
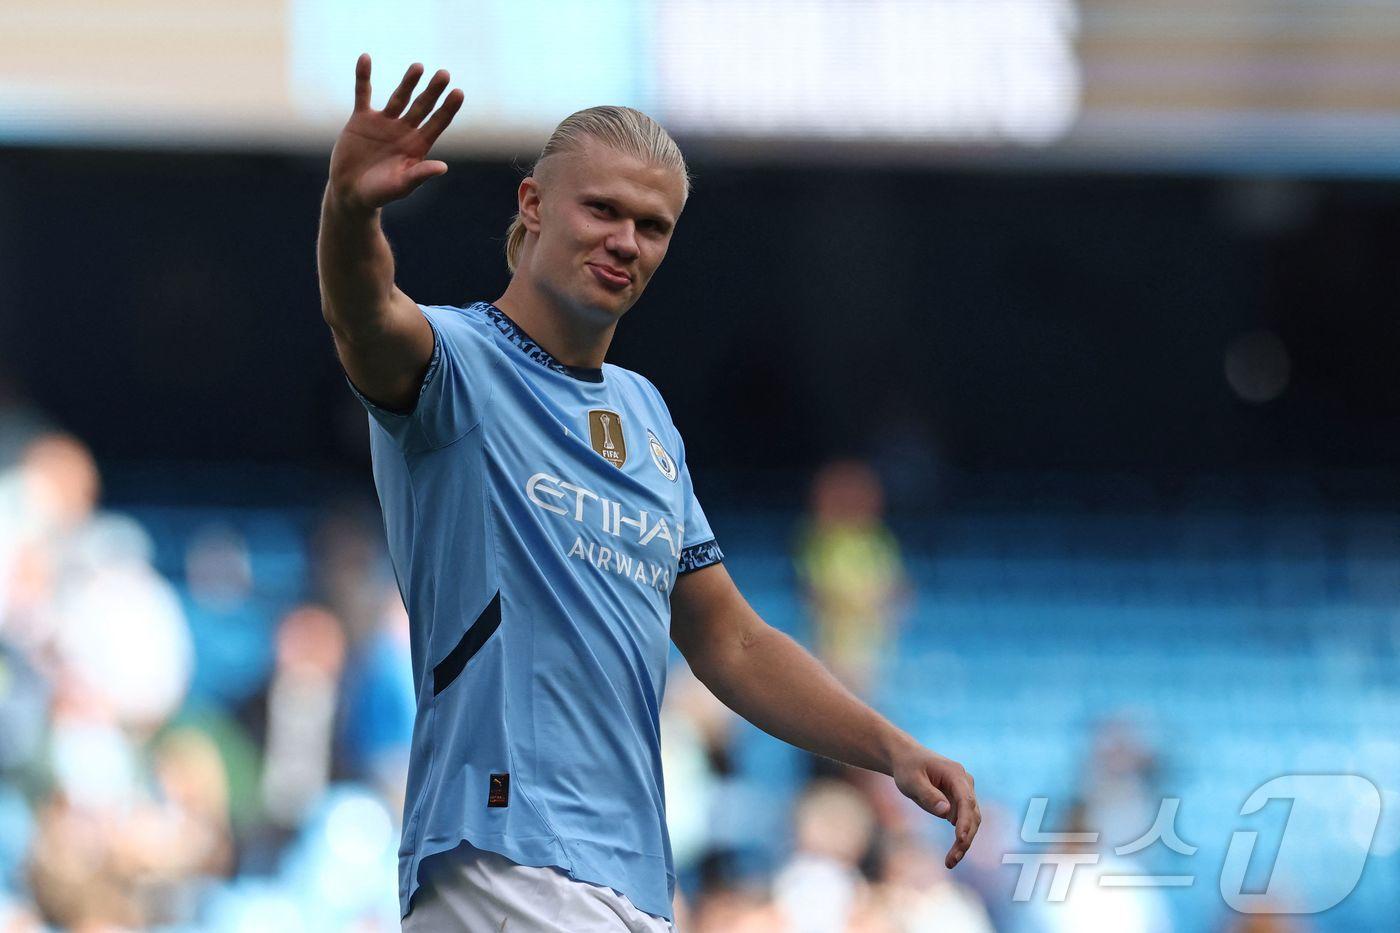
top-left (347, 301), bottom-right (722, 923)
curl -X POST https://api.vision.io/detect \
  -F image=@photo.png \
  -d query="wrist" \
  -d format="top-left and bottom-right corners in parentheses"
top-left (323, 181), bottom-right (379, 220)
top-left (877, 724), bottom-right (921, 776)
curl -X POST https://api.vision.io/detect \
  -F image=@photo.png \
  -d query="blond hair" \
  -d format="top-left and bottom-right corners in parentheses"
top-left (504, 106), bottom-right (689, 273)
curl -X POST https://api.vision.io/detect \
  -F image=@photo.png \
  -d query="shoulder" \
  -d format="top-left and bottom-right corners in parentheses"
top-left (606, 364), bottom-right (670, 410)
top-left (418, 301), bottom-right (505, 360)
top-left (607, 364), bottom-right (678, 424)
top-left (417, 299), bottom-right (495, 332)
top-left (606, 364), bottom-right (690, 460)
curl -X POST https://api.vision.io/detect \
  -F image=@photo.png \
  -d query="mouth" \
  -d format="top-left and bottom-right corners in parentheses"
top-left (587, 262), bottom-right (632, 291)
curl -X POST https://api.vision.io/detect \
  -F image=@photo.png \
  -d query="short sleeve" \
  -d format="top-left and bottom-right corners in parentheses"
top-left (675, 438), bottom-right (723, 576)
top-left (343, 304), bottom-right (492, 454)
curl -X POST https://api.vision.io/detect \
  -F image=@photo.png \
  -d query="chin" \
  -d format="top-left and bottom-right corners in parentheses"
top-left (585, 281), bottom-right (638, 314)
top-left (597, 296), bottom-right (634, 321)
top-left (572, 290), bottom-right (632, 323)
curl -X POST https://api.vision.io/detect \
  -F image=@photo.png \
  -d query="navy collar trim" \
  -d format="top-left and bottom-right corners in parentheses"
top-left (477, 302), bottom-right (605, 384)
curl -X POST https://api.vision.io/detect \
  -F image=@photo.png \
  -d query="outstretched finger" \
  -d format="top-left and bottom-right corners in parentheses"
top-left (945, 794), bottom-right (981, 869)
top-left (354, 53), bottom-right (372, 111)
top-left (420, 88), bottom-right (465, 147)
top-left (404, 69), bottom-right (450, 126)
top-left (383, 62), bottom-right (425, 118)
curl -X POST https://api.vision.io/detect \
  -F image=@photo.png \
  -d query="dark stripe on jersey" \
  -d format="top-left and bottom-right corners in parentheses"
top-left (678, 539), bottom-right (724, 576)
top-left (433, 590), bottom-right (502, 696)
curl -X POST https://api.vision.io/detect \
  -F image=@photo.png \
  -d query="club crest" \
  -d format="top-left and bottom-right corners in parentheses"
top-left (648, 430), bottom-right (678, 482)
top-left (587, 409), bottom-right (627, 468)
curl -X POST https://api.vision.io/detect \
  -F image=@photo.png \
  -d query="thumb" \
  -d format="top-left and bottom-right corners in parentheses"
top-left (911, 771), bottom-right (952, 819)
top-left (404, 160), bottom-right (449, 192)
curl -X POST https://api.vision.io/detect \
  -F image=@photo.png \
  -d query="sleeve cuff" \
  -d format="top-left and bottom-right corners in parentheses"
top-left (341, 310), bottom-right (443, 419)
top-left (678, 539), bottom-right (724, 575)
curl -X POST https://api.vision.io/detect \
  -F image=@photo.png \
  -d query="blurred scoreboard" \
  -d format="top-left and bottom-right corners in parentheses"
top-left (2, 0), bottom-right (1398, 173)
top-left (1072, 0), bottom-right (1400, 173)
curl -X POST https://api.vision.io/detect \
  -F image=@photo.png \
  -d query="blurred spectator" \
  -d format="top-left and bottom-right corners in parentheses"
top-left (46, 675), bottom-right (139, 811)
top-left (1, 432), bottom-right (101, 650)
top-left (53, 513), bottom-right (192, 732)
top-left (873, 832), bottom-right (994, 932)
top-left (27, 791), bottom-right (141, 928)
top-left (183, 523), bottom-right (277, 705)
top-left (17, 428), bottom-right (100, 537)
top-left (0, 639), bottom-right (48, 778)
top-left (17, 433), bottom-right (99, 535)
top-left (689, 883), bottom-right (788, 933)
top-left (258, 605), bottom-right (347, 830)
top-left (1079, 715), bottom-right (1161, 850)
top-left (661, 663), bottom-right (742, 881)
top-left (150, 726), bottom-right (235, 878)
top-left (312, 510), bottom-right (390, 643)
top-left (4, 435), bottom-right (194, 730)
top-left (340, 586), bottom-right (416, 809)
top-left (773, 778), bottom-right (879, 933)
top-left (1021, 800), bottom-right (1174, 933)
top-left (795, 460), bottom-right (908, 698)
top-left (0, 404), bottom-right (50, 633)
top-left (272, 786), bottom-right (402, 930)
top-left (28, 720), bottom-right (234, 928)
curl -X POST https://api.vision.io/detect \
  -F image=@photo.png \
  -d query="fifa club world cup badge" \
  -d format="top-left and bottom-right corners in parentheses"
top-left (588, 409), bottom-right (627, 468)
top-left (648, 430), bottom-right (678, 482)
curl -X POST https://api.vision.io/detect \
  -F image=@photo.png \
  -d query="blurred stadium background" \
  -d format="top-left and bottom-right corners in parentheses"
top-left (2, 1), bottom-right (1399, 930)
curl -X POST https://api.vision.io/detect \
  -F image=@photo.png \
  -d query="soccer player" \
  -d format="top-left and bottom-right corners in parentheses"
top-left (317, 55), bottom-right (981, 931)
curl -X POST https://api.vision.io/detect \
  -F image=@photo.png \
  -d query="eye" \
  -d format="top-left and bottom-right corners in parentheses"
top-left (587, 201), bottom-right (614, 217)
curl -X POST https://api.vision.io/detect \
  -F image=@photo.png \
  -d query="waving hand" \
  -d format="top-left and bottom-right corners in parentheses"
top-left (329, 54), bottom-right (465, 212)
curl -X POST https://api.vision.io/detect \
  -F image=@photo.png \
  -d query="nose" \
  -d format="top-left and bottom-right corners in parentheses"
top-left (605, 221), bottom-right (639, 262)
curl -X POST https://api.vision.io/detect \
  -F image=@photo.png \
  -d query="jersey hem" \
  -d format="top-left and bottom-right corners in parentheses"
top-left (402, 834), bottom-right (676, 924)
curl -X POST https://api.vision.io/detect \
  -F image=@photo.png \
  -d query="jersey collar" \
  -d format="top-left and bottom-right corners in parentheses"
top-left (478, 302), bottom-right (605, 384)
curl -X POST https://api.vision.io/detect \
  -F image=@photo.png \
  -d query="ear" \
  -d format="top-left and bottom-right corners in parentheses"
top-left (518, 176), bottom-right (543, 234)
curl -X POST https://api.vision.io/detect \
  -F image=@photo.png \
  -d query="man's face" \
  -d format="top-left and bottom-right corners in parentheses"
top-left (521, 138), bottom-right (686, 322)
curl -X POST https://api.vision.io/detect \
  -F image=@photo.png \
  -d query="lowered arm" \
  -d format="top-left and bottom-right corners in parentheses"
top-left (669, 562), bottom-right (982, 868)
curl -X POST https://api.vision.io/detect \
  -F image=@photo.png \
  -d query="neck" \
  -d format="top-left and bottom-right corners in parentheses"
top-left (493, 272), bottom-right (617, 371)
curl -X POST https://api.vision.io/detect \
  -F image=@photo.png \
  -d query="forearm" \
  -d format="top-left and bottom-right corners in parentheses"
top-left (316, 184), bottom-right (398, 339)
top-left (701, 624), bottom-right (918, 776)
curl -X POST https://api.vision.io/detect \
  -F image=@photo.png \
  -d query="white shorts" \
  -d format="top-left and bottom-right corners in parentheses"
top-left (402, 844), bottom-right (677, 933)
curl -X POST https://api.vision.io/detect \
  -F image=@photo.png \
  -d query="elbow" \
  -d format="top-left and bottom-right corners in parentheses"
top-left (321, 304), bottom-right (354, 349)
top-left (320, 301), bottom-right (382, 347)
top-left (318, 285), bottom-right (347, 332)
top-left (690, 619), bottom-right (769, 701)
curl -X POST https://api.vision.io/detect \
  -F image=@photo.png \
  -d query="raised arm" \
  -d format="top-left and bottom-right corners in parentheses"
top-left (318, 54), bottom-right (465, 412)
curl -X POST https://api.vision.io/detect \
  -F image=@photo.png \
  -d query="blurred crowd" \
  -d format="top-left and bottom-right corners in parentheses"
top-left (0, 394), bottom-right (1321, 932)
top-left (0, 411), bottom-right (417, 931)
